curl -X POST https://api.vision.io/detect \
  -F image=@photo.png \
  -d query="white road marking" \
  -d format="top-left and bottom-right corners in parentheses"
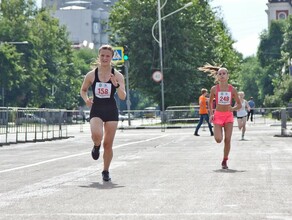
top-left (0, 134), bottom-right (168, 174)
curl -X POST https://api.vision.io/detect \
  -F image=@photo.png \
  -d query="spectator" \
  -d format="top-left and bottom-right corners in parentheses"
top-left (247, 97), bottom-right (255, 122)
top-left (194, 88), bottom-right (214, 136)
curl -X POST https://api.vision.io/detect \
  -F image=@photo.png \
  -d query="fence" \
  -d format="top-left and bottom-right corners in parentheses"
top-left (0, 107), bottom-right (85, 146)
top-left (1, 106), bottom-right (291, 146)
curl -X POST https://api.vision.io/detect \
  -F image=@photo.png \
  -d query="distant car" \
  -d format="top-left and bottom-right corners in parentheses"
top-left (143, 107), bottom-right (157, 118)
top-left (119, 114), bottom-right (127, 121)
top-left (119, 114), bottom-right (134, 121)
top-left (16, 113), bottom-right (47, 125)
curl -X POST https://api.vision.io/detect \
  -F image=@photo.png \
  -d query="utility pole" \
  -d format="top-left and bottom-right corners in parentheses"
top-left (123, 46), bottom-right (131, 126)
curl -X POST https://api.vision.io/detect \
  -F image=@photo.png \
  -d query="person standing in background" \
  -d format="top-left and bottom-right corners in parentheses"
top-left (247, 97), bottom-right (255, 122)
top-left (194, 88), bottom-right (214, 136)
top-left (236, 91), bottom-right (250, 140)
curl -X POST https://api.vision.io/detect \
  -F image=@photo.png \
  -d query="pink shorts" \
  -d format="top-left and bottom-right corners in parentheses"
top-left (213, 111), bottom-right (234, 126)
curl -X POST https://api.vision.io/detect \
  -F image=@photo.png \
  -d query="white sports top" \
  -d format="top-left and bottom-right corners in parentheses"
top-left (237, 100), bottom-right (248, 117)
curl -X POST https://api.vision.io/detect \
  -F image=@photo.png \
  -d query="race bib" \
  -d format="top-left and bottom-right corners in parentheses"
top-left (95, 82), bottom-right (112, 98)
top-left (218, 91), bottom-right (231, 105)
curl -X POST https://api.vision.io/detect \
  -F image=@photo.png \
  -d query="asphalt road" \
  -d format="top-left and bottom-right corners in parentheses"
top-left (0, 123), bottom-right (292, 220)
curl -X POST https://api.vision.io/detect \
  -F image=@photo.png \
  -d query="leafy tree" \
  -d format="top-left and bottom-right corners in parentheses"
top-left (0, 44), bottom-right (26, 106)
top-left (264, 16), bottom-right (292, 107)
top-left (28, 9), bottom-right (81, 109)
top-left (72, 48), bottom-right (98, 106)
top-left (235, 56), bottom-right (264, 106)
top-left (256, 16), bottom-right (292, 108)
top-left (0, 0), bottom-right (82, 109)
top-left (257, 20), bottom-right (286, 101)
top-left (109, 0), bottom-right (240, 109)
top-left (0, 0), bottom-right (38, 107)
top-left (281, 15), bottom-right (292, 75)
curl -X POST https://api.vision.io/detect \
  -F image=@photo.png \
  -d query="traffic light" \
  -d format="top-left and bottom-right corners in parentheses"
top-left (123, 45), bottom-right (129, 61)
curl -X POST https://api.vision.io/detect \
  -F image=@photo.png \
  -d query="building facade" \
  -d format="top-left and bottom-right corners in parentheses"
top-left (266, 0), bottom-right (292, 25)
top-left (41, 0), bottom-right (119, 49)
top-left (42, 0), bottom-right (118, 11)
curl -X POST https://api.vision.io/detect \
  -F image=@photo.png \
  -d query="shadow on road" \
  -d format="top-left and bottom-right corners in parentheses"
top-left (213, 169), bottom-right (247, 173)
top-left (79, 181), bottom-right (125, 190)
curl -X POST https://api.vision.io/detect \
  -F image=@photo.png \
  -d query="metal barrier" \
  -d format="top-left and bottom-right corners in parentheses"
top-left (1, 106), bottom-right (291, 145)
top-left (0, 107), bottom-right (86, 146)
top-left (121, 107), bottom-right (291, 135)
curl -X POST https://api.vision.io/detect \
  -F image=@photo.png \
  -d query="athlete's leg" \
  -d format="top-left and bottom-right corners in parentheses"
top-left (194, 115), bottom-right (204, 135)
top-left (241, 117), bottom-right (247, 138)
top-left (102, 121), bottom-right (118, 171)
top-left (250, 110), bottom-right (254, 122)
top-left (237, 118), bottom-right (243, 130)
top-left (90, 117), bottom-right (103, 146)
top-left (223, 122), bottom-right (233, 159)
top-left (214, 124), bottom-right (223, 143)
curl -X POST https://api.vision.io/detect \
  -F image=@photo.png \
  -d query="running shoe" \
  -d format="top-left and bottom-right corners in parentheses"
top-left (194, 133), bottom-right (200, 136)
top-left (91, 145), bottom-right (100, 160)
top-left (221, 160), bottom-right (228, 169)
top-left (102, 170), bottom-right (111, 181)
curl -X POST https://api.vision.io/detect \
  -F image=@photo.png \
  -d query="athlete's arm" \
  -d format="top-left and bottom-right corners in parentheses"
top-left (80, 70), bottom-right (94, 107)
top-left (111, 70), bottom-right (126, 100)
top-left (208, 86), bottom-right (215, 116)
top-left (230, 88), bottom-right (242, 112)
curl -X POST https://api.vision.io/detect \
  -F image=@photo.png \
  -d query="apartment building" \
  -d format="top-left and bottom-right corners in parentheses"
top-left (41, 0), bottom-right (119, 49)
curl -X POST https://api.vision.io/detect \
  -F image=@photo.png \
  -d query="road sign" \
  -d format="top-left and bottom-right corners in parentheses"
top-left (152, 71), bottom-right (163, 82)
top-left (113, 47), bottom-right (124, 62)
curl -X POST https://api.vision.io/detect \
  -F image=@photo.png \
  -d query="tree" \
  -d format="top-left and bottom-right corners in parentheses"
top-left (0, 0), bottom-right (82, 109)
top-left (281, 15), bottom-right (292, 75)
top-left (72, 48), bottom-right (98, 107)
top-left (109, 0), bottom-right (240, 109)
top-left (256, 17), bottom-right (292, 108)
top-left (27, 9), bottom-right (81, 109)
top-left (264, 16), bottom-right (292, 107)
top-left (257, 20), bottom-right (286, 101)
top-left (235, 56), bottom-right (264, 106)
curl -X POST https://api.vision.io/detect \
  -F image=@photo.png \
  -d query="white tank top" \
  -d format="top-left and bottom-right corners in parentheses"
top-left (237, 100), bottom-right (248, 117)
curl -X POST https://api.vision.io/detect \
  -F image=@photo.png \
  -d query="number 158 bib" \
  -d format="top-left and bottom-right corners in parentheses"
top-left (95, 82), bottom-right (112, 98)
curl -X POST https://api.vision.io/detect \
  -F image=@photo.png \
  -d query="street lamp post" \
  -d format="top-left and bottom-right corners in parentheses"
top-left (157, 0), bottom-right (165, 125)
top-left (152, 1), bottom-right (192, 126)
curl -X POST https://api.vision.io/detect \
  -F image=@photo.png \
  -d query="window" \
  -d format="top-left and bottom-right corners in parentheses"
top-left (276, 10), bottom-right (288, 20)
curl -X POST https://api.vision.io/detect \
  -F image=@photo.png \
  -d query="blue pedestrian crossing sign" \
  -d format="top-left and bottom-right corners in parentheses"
top-left (112, 47), bottom-right (124, 62)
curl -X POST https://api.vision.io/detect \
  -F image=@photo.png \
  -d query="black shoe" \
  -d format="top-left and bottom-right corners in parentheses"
top-left (211, 133), bottom-right (214, 136)
top-left (194, 133), bottom-right (199, 136)
top-left (91, 145), bottom-right (100, 160)
top-left (102, 170), bottom-right (111, 181)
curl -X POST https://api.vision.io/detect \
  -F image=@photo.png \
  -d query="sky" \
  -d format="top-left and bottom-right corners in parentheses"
top-left (36, 0), bottom-right (268, 57)
top-left (210, 0), bottom-right (268, 57)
